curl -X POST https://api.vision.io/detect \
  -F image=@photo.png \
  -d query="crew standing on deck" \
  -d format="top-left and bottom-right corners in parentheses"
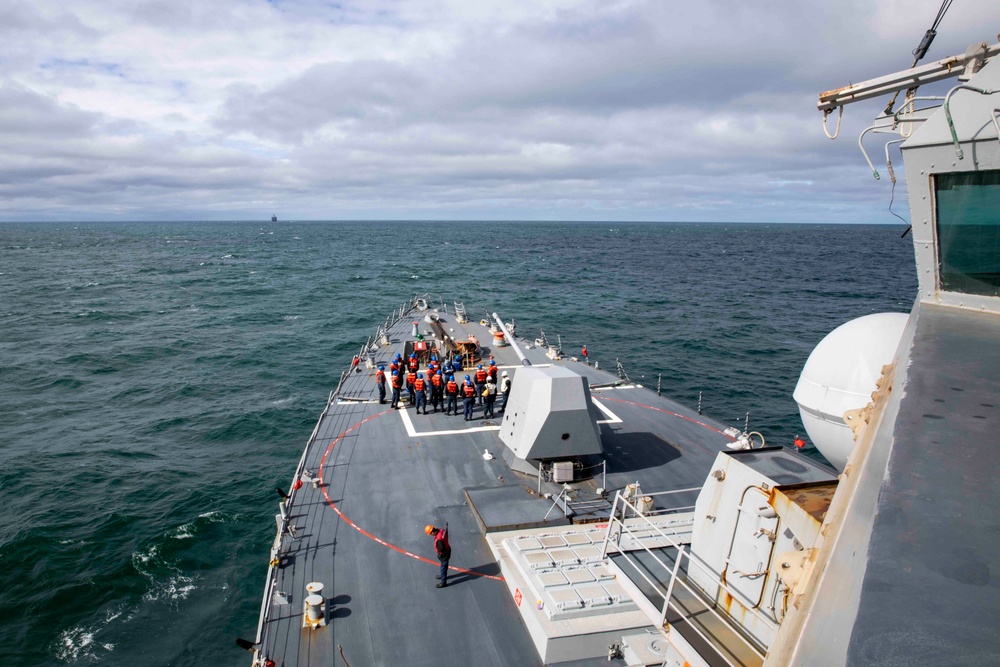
top-left (445, 374), bottom-right (459, 415)
top-left (408, 353), bottom-right (419, 375)
top-left (375, 365), bottom-right (387, 404)
top-left (463, 377), bottom-right (476, 420)
top-left (500, 370), bottom-right (512, 413)
top-left (414, 373), bottom-right (428, 414)
top-left (474, 364), bottom-right (487, 406)
top-left (390, 370), bottom-right (403, 409)
top-left (487, 360), bottom-right (498, 384)
top-left (406, 369), bottom-right (417, 405)
top-left (483, 375), bottom-right (497, 418)
top-left (425, 524), bottom-right (451, 588)
top-left (430, 369), bottom-right (443, 412)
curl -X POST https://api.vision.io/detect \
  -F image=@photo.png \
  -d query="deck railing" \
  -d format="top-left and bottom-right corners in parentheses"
top-left (601, 488), bottom-right (778, 667)
top-left (250, 299), bottom-right (420, 665)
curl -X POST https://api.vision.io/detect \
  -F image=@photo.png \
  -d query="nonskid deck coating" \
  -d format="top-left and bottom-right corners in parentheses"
top-left (255, 304), bottom-right (741, 666)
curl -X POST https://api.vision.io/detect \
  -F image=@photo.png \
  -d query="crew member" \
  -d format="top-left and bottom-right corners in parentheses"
top-left (445, 374), bottom-right (459, 415)
top-left (462, 377), bottom-right (477, 420)
top-left (375, 365), bottom-right (386, 404)
top-left (487, 360), bottom-right (498, 383)
top-left (483, 376), bottom-right (497, 419)
top-left (430, 369), bottom-right (443, 412)
top-left (500, 370), bottom-right (512, 413)
top-left (414, 373), bottom-right (427, 414)
top-left (407, 353), bottom-right (419, 374)
top-left (425, 524), bottom-right (451, 588)
top-left (406, 370), bottom-right (417, 405)
top-left (581, 345), bottom-right (588, 364)
top-left (474, 364), bottom-right (488, 406)
top-left (390, 370), bottom-right (403, 409)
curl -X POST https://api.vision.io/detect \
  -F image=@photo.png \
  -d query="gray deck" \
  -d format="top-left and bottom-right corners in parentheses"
top-left (253, 302), bottom-right (748, 666)
top-left (847, 303), bottom-right (1000, 666)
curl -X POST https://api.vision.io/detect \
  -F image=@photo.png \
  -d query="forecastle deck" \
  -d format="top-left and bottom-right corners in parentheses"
top-left (250, 300), bottom-right (743, 666)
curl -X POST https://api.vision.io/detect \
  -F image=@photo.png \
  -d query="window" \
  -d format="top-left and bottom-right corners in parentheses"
top-left (936, 170), bottom-right (1000, 296)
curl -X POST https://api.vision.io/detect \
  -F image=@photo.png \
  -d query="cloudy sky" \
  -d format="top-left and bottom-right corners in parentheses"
top-left (1, 0), bottom-right (996, 222)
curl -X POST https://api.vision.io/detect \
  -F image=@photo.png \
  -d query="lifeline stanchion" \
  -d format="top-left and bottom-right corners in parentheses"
top-left (698, 391), bottom-right (703, 415)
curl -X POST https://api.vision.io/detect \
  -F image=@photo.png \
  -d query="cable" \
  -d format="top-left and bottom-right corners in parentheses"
top-left (883, 0), bottom-right (954, 115)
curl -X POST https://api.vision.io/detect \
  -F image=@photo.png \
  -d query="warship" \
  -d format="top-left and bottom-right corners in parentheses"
top-left (243, 36), bottom-right (1000, 667)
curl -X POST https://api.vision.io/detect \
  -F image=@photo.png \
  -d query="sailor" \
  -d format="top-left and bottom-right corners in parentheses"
top-left (390, 370), bottom-right (403, 409)
top-left (581, 345), bottom-right (588, 364)
top-left (445, 374), bottom-right (459, 415)
top-left (414, 373), bottom-right (428, 414)
top-left (429, 369), bottom-right (443, 412)
top-left (428, 355), bottom-right (439, 375)
top-left (487, 359), bottom-right (498, 383)
top-left (406, 370), bottom-right (417, 404)
top-left (474, 364), bottom-right (488, 406)
top-left (425, 524), bottom-right (451, 588)
top-left (375, 365), bottom-right (386, 404)
top-left (500, 370), bottom-right (512, 413)
top-left (483, 376), bottom-right (497, 419)
top-left (389, 355), bottom-right (400, 374)
top-left (462, 377), bottom-right (477, 420)
top-left (451, 354), bottom-right (463, 375)
top-left (407, 353), bottom-right (419, 374)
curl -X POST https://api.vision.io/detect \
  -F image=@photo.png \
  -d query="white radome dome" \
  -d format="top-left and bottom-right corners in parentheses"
top-left (793, 312), bottom-right (909, 471)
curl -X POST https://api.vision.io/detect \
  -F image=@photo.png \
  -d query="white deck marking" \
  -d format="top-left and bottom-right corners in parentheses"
top-left (398, 405), bottom-right (501, 437)
top-left (592, 397), bottom-right (623, 424)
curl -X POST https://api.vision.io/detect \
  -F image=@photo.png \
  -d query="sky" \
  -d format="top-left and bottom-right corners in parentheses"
top-left (1, 0), bottom-right (996, 223)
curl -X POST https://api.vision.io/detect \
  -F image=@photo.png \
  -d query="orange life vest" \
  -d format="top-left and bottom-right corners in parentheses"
top-left (414, 378), bottom-right (425, 391)
top-left (463, 384), bottom-right (476, 398)
top-left (475, 369), bottom-right (487, 383)
top-left (446, 381), bottom-right (458, 394)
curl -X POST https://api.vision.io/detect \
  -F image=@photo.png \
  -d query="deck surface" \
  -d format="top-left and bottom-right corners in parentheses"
top-left (254, 303), bottom-right (743, 666)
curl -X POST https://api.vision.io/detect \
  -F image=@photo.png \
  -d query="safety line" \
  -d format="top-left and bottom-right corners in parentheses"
top-left (318, 410), bottom-right (505, 581)
top-left (596, 395), bottom-right (737, 440)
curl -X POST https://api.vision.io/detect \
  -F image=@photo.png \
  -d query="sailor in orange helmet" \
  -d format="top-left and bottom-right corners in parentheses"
top-left (424, 524), bottom-right (451, 588)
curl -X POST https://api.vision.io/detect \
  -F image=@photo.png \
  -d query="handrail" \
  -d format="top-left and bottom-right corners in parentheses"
top-left (602, 490), bottom-right (778, 666)
top-left (252, 301), bottom-right (419, 664)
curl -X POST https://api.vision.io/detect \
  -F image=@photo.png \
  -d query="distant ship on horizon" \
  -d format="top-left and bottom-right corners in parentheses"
top-left (271, 214), bottom-right (278, 222)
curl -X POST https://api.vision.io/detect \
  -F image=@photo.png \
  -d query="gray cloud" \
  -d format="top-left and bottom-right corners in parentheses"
top-left (0, 0), bottom-right (995, 221)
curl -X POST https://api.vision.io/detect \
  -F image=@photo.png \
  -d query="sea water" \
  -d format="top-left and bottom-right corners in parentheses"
top-left (0, 221), bottom-right (916, 665)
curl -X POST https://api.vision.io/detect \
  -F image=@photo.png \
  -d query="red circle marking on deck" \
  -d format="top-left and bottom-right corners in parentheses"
top-left (595, 395), bottom-right (737, 441)
top-left (318, 409), bottom-right (504, 581)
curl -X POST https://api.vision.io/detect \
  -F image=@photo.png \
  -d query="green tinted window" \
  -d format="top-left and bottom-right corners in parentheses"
top-left (936, 170), bottom-right (1000, 296)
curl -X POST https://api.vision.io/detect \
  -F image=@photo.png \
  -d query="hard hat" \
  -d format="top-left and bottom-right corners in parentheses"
top-left (410, 353), bottom-right (416, 358)
top-left (378, 365), bottom-right (384, 370)
top-left (478, 364), bottom-right (483, 369)
top-left (489, 360), bottom-right (495, 366)
top-left (465, 374), bottom-right (471, 380)
top-left (392, 370), bottom-right (398, 375)
top-left (424, 525), bottom-right (434, 535)
top-left (432, 355), bottom-right (437, 360)
top-left (502, 370), bottom-right (508, 377)
top-left (418, 373), bottom-right (423, 378)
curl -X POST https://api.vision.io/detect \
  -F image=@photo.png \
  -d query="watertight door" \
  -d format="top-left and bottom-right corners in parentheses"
top-left (725, 488), bottom-right (778, 608)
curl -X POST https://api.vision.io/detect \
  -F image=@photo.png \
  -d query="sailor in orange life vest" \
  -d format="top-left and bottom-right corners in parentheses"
top-left (474, 364), bottom-right (488, 406)
top-left (390, 370), bottom-right (403, 409)
top-left (462, 376), bottom-right (477, 420)
top-left (414, 373), bottom-right (428, 414)
top-left (425, 524), bottom-right (451, 588)
top-left (581, 345), bottom-right (588, 364)
top-left (445, 374), bottom-right (459, 415)
top-left (375, 365), bottom-right (386, 404)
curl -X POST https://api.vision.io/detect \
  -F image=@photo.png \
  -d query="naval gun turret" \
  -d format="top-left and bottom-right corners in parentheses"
top-left (492, 314), bottom-right (603, 481)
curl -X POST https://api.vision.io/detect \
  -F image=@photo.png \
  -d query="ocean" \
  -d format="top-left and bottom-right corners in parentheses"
top-left (0, 221), bottom-right (916, 665)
